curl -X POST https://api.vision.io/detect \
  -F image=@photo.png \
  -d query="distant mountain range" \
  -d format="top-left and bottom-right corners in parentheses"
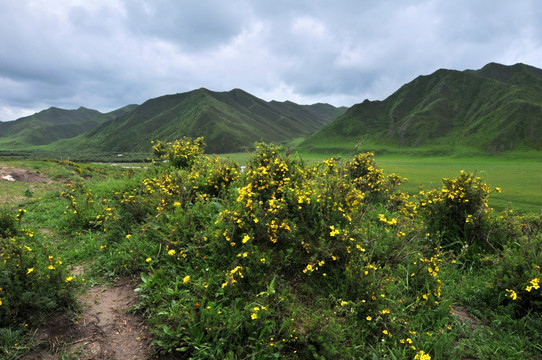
top-left (0, 105), bottom-right (136, 149)
top-left (300, 62), bottom-right (542, 152)
top-left (1, 88), bottom-right (344, 154)
top-left (1, 62), bottom-right (541, 155)
top-left (62, 88), bottom-right (344, 154)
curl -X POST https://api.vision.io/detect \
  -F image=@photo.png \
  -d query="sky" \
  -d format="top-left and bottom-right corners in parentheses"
top-left (1, 0), bottom-right (541, 122)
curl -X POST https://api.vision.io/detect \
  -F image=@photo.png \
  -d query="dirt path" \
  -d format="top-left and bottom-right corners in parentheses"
top-left (23, 278), bottom-right (153, 360)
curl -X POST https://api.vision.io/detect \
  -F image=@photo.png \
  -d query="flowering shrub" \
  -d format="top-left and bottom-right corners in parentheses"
top-left (484, 214), bottom-right (542, 316)
top-left (152, 137), bottom-right (205, 169)
top-left (417, 170), bottom-right (498, 256)
top-left (0, 207), bottom-right (17, 238)
top-left (0, 225), bottom-right (74, 326)
top-left (134, 141), bottom-right (446, 358)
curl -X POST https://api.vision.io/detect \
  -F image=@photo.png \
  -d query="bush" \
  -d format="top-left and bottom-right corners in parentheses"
top-left (417, 171), bottom-right (499, 257)
top-left (0, 208), bottom-right (18, 238)
top-left (483, 214), bottom-right (542, 317)
top-left (133, 142), bottom-right (443, 358)
top-left (0, 231), bottom-right (74, 326)
top-left (152, 137), bottom-right (205, 169)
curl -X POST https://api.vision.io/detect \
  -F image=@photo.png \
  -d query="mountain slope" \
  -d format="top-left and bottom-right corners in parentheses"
top-left (0, 105), bottom-right (137, 148)
top-left (69, 88), bottom-right (344, 153)
top-left (300, 62), bottom-right (542, 153)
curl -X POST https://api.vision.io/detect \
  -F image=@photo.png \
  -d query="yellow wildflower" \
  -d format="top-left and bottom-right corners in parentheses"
top-left (505, 289), bottom-right (518, 300)
top-left (183, 275), bottom-right (190, 284)
top-left (414, 350), bottom-right (431, 360)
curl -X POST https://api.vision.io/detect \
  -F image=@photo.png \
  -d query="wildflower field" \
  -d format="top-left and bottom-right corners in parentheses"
top-left (1, 138), bottom-right (541, 359)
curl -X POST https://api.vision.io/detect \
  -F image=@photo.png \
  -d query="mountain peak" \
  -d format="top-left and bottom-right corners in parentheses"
top-left (301, 62), bottom-right (542, 153)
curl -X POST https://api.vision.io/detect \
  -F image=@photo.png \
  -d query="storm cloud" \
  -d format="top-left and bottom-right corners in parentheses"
top-left (1, 0), bottom-right (541, 121)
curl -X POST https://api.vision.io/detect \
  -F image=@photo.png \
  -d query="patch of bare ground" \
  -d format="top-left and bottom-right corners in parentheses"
top-left (450, 304), bottom-right (482, 325)
top-left (0, 165), bottom-right (55, 205)
top-left (0, 166), bottom-right (52, 184)
top-left (23, 277), bottom-right (154, 360)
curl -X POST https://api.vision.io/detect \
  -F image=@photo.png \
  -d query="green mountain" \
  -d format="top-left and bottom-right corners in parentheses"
top-left (68, 88), bottom-right (344, 154)
top-left (0, 105), bottom-right (137, 148)
top-left (300, 62), bottom-right (542, 153)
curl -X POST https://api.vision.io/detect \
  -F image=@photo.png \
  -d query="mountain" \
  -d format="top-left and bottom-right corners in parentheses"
top-left (67, 88), bottom-right (344, 153)
top-left (0, 105), bottom-right (137, 148)
top-left (299, 62), bottom-right (542, 153)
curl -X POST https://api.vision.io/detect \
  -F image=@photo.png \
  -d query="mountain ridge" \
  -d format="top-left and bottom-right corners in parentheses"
top-left (63, 88), bottom-right (344, 153)
top-left (299, 62), bottom-right (542, 153)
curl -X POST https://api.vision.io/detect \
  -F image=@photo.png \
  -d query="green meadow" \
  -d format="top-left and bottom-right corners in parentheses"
top-left (375, 155), bottom-right (542, 213)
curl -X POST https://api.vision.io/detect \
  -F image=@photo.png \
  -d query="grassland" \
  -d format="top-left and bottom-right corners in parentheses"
top-left (375, 155), bottom-right (542, 212)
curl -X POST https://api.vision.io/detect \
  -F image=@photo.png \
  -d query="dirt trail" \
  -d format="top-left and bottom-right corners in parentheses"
top-left (23, 277), bottom-right (153, 360)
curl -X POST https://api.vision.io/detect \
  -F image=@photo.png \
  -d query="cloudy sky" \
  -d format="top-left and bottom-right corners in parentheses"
top-left (1, 0), bottom-right (541, 121)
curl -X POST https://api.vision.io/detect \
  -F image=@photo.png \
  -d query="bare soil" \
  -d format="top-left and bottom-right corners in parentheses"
top-left (0, 166), bottom-right (52, 184)
top-left (23, 277), bottom-right (154, 360)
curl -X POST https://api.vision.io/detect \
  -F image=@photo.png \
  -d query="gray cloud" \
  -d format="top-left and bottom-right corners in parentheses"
top-left (1, 0), bottom-right (541, 121)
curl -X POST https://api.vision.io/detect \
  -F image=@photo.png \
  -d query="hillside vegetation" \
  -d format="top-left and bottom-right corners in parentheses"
top-left (64, 88), bottom-right (343, 154)
top-left (300, 63), bottom-right (542, 154)
top-left (0, 106), bottom-right (136, 149)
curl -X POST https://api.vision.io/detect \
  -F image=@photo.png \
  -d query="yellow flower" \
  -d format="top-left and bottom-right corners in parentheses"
top-left (27, 268), bottom-right (34, 274)
top-left (48, 265), bottom-right (55, 270)
top-left (340, 300), bottom-right (348, 306)
top-left (173, 201), bottom-right (181, 207)
top-left (0, 298), bottom-right (2, 306)
top-left (65, 276), bottom-right (74, 283)
top-left (505, 289), bottom-right (518, 300)
top-left (242, 234), bottom-right (251, 243)
top-left (183, 275), bottom-right (190, 284)
top-left (125, 234), bottom-right (132, 239)
top-left (414, 350), bottom-right (431, 360)
top-left (366, 316), bottom-right (372, 321)
top-left (251, 313), bottom-right (258, 320)
top-left (526, 278), bottom-right (540, 292)
top-left (168, 249), bottom-right (176, 256)
top-left (146, 257), bottom-right (152, 263)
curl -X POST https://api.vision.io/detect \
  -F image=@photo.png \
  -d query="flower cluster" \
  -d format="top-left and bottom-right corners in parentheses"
top-left (152, 137), bottom-right (205, 169)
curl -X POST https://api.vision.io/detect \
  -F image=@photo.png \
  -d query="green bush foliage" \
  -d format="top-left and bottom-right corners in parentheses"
top-left (0, 208), bottom-right (18, 238)
top-left (128, 142), bottom-right (449, 358)
top-left (0, 218), bottom-right (74, 327)
top-left (416, 170), bottom-right (502, 257)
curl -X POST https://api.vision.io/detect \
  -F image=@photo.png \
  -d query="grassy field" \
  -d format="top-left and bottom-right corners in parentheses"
top-left (375, 155), bottom-right (542, 213)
